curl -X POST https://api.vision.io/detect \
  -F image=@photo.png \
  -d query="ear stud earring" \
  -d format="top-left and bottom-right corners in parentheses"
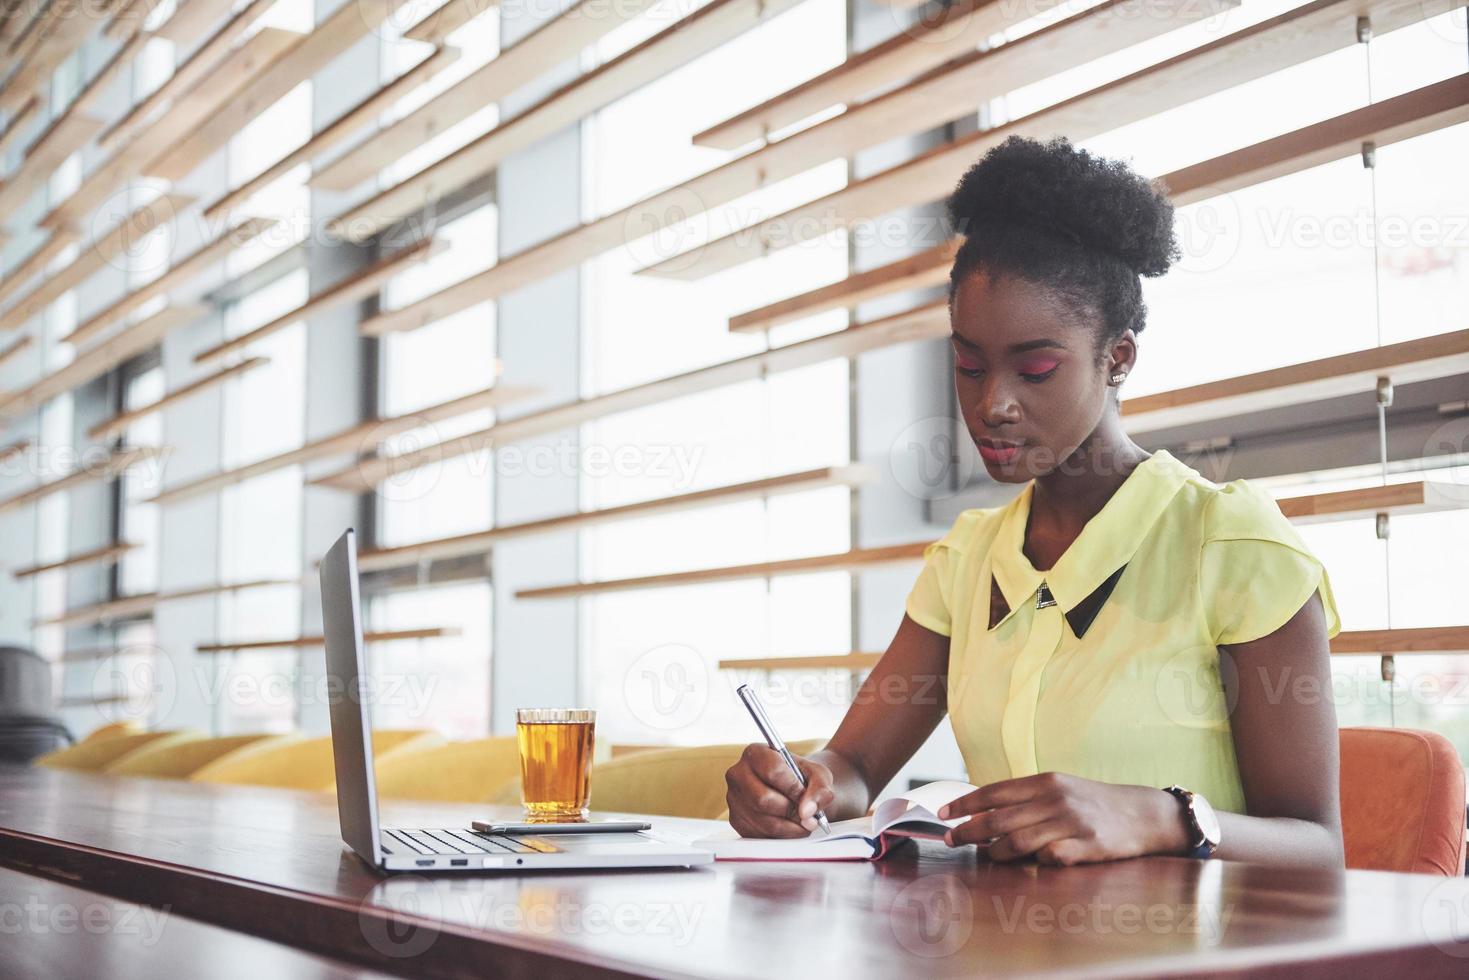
top-left (1109, 371), bottom-right (1127, 385)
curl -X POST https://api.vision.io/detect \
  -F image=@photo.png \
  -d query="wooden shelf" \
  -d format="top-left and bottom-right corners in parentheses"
top-left (730, 241), bottom-right (954, 333)
top-left (313, 0), bottom-right (659, 193)
top-left (56, 694), bottom-right (134, 709)
top-left (39, 29), bottom-right (294, 233)
top-left (403, 0), bottom-right (493, 43)
top-left (149, 380), bottom-right (534, 505)
top-left (1122, 328), bottom-right (1469, 435)
top-left (0, 305), bottom-right (209, 420)
top-left (0, 193), bottom-right (194, 336)
top-left (64, 217), bottom-right (279, 348)
top-left (646, 11), bottom-right (1469, 279)
top-left (1275, 481), bottom-right (1469, 525)
top-left (87, 358), bottom-right (270, 442)
top-left (0, 439), bottom-right (28, 465)
top-left (325, 0), bottom-right (804, 240)
top-left (35, 578), bottom-right (299, 630)
top-left (1331, 627), bottom-right (1469, 655)
top-left (722, 632), bottom-right (1469, 669)
top-left (515, 542), bottom-right (929, 599)
top-left (0, 446), bottom-right (166, 515)
top-left (719, 653), bottom-right (883, 671)
top-left (196, 627), bottom-right (461, 654)
top-left (624, 0), bottom-right (1234, 283)
top-left (142, 0), bottom-right (419, 184)
top-left (694, 0), bottom-right (1094, 151)
top-left (0, 97), bottom-right (38, 158)
top-left (0, 0), bottom-right (129, 113)
top-left (193, 237), bottom-right (443, 365)
top-left (0, 334), bottom-right (31, 369)
top-left (0, 227), bottom-right (80, 311)
top-left (100, 0), bottom-right (281, 154)
top-left (154, 0), bottom-right (240, 47)
top-left (327, 301), bottom-right (946, 490)
top-left (0, 113), bottom-right (106, 224)
top-left (202, 44), bottom-right (463, 221)
top-left (12, 543), bottom-right (139, 579)
top-left (357, 464), bottom-right (874, 571)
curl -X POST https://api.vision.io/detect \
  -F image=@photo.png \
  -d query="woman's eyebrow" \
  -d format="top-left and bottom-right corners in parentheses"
top-left (1008, 338), bottom-right (1067, 353)
top-left (949, 332), bottom-right (979, 349)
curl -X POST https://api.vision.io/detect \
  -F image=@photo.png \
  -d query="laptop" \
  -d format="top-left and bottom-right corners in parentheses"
top-left (320, 528), bottom-right (713, 873)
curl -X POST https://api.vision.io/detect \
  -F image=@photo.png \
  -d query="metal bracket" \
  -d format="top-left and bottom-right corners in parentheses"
top-left (1375, 512), bottom-right (1389, 540)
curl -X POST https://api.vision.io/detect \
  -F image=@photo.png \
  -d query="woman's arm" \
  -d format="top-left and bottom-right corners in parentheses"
top-left (939, 592), bottom-right (1345, 868)
top-left (724, 614), bottom-right (950, 837)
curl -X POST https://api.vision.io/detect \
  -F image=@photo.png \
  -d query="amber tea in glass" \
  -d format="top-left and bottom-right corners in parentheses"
top-left (515, 708), bottom-right (595, 820)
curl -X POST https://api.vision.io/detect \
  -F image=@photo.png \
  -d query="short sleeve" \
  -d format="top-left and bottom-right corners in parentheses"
top-left (1199, 481), bottom-right (1343, 647)
top-left (905, 538), bottom-right (955, 637)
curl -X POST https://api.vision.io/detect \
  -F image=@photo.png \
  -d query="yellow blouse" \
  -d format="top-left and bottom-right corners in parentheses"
top-left (905, 449), bottom-right (1342, 814)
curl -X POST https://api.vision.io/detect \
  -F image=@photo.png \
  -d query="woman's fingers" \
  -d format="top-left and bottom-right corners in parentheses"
top-left (945, 800), bottom-right (1057, 847)
top-left (938, 772), bottom-right (1069, 819)
top-left (725, 744), bottom-right (832, 837)
top-left (981, 818), bottom-right (1080, 862)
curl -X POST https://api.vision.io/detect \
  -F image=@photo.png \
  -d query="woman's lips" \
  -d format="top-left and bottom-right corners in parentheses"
top-left (977, 441), bottom-right (1023, 464)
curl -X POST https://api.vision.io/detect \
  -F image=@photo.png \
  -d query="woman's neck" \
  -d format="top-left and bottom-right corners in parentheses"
top-left (1025, 429), bottom-right (1149, 569)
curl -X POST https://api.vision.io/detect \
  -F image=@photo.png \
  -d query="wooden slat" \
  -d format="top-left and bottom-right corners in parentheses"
top-left (201, 44), bottom-right (463, 221)
top-left (70, 23), bottom-right (153, 115)
top-left (0, 438), bottom-right (28, 465)
top-left (58, 645), bottom-right (134, 664)
top-left (731, 240), bottom-right (955, 333)
top-left (325, 301), bottom-right (946, 489)
top-left (515, 541), bottom-right (930, 599)
top-left (11, 542), bottom-right (137, 578)
top-left (356, 0), bottom-right (1233, 332)
top-left (34, 578), bottom-right (298, 629)
top-left (192, 237), bottom-right (443, 365)
top-left (196, 627), bottom-right (460, 654)
top-left (639, 2), bottom-right (1469, 279)
top-left (721, 632), bottom-right (1469, 669)
top-left (0, 96), bottom-right (38, 157)
top-left (0, 0), bottom-right (129, 113)
top-left (100, 0), bottom-right (281, 154)
top-left (323, 0), bottom-right (805, 237)
top-left (1123, 328), bottom-right (1469, 434)
top-left (86, 358), bottom-right (270, 442)
top-left (403, 0), bottom-right (494, 43)
top-left (63, 218), bottom-right (279, 347)
top-left (0, 446), bottom-right (165, 514)
top-left (0, 334), bottom-right (31, 369)
top-left (1331, 627), bottom-right (1469, 655)
top-left (39, 30), bottom-right (297, 232)
top-left (727, 72), bottom-right (1469, 330)
top-left (693, 0), bottom-right (1066, 151)
top-left (1275, 481), bottom-right (1469, 525)
top-left (357, 464), bottom-right (875, 571)
top-left (719, 653), bottom-right (883, 671)
top-left (312, 0), bottom-right (661, 193)
top-left (143, 0), bottom-right (420, 184)
top-left (148, 381), bottom-right (535, 505)
top-left (153, 0), bottom-right (237, 47)
top-left (0, 112), bottom-right (105, 223)
top-left (0, 305), bottom-right (209, 419)
top-left (56, 694), bottom-right (133, 708)
top-left (0, 227), bottom-right (79, 310)
top-left (105, 0), bottom-right (155, 39)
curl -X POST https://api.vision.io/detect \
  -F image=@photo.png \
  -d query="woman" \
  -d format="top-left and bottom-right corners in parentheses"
top-left (725, 136), bottom-right (1345, 869)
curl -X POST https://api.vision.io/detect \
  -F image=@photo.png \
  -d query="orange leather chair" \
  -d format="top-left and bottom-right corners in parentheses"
top-left (1340, 727), bottom-right (1466, 876)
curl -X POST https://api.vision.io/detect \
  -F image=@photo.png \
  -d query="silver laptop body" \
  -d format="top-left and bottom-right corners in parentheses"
top-left (320, 528), bottom-right (712, 873)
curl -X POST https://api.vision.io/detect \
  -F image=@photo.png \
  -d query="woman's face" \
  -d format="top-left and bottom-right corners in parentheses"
top-left (949, 268), bottom-right (1128, 484)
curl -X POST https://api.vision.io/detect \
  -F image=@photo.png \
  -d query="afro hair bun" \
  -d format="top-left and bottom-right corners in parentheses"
top-left (946, 135), bottom-right (1179, 279)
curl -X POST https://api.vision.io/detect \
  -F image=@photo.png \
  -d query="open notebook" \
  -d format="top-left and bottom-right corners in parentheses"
top-left (695, 780), bottom-right (979, 860)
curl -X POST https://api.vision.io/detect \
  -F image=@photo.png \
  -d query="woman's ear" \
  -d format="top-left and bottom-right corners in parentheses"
top-left (1106, 329), bottom-right (1139, 386)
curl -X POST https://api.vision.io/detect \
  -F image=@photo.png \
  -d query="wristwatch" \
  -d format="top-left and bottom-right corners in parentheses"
top-left (1164, 785), bottom-right (1221, 859)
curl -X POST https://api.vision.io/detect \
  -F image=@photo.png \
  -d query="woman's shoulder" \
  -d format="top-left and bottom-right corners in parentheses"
top-left (927, 501), bottom-right (1013, 557)
top-left (1166, 459), bottom-right (1304, 547)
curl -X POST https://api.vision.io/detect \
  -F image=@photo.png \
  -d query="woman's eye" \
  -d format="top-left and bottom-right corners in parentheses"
top-left (1018, 360), bottom-right (1059, 383)
top-left (955, 355), bottom-right (983, 376)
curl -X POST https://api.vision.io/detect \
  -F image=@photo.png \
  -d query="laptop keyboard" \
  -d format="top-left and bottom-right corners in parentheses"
top-left (382, 828), bottom-right (559, 856)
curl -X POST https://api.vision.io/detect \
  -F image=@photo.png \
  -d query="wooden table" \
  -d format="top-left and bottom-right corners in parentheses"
top-left (2, 765), bottom-right (1469, 977)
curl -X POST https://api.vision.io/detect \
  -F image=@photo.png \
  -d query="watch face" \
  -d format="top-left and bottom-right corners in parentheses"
top-left (1191, 793), bottom-right (1222, 845)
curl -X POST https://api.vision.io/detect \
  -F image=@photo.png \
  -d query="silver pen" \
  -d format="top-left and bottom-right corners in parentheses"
top-left (736, 683), bottom-right (833, 835)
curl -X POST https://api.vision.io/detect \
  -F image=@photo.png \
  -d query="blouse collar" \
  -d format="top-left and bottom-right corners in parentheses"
top-left (987, 449), bottom-right (1192, 631)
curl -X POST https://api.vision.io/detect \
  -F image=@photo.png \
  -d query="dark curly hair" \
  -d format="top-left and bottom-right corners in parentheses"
top-left (946, 135), bottom-right (1179, 348)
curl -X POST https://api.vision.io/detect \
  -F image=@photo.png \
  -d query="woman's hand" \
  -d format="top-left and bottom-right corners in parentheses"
top-left (725, 745), bottom-right (836, 838)
top-left (939, 772), bottom-right (1190, 866)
